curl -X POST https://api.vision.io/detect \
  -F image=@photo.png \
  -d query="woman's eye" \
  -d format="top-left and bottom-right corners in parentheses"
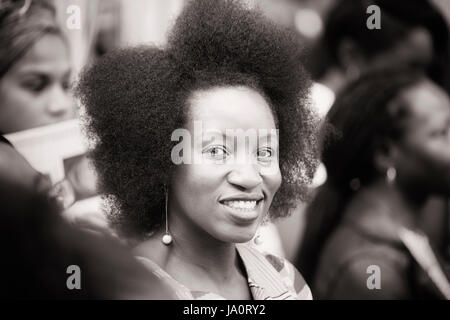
top-left (432, 127), bottom-right (449, 138)
top-left (204, 146), bottom-right (228, 159)
top-left (257, 148), bottom-right (273, 160)
top-left (22, 77), bottom-right (47, 93)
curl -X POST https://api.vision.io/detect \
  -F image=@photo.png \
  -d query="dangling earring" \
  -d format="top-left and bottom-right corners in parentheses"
top-left (254, 215), bottom-right (270, 245)
top-left (254, 232), bottom-right (263, 245)
top-left (386, 166), bottom-right (397, 185)
top-left (161, 186), bottom-right (172, 245)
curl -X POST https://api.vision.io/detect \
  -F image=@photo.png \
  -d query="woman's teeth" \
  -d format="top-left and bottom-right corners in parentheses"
top-left (223, 200), bottom-right (257, 210)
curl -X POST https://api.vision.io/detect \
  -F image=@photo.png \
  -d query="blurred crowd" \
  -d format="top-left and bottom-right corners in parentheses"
top-left (1, 0), bottom-right (449, 299)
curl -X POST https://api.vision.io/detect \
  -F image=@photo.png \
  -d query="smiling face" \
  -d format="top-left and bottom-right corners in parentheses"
top-left (392, 80), bottom-right (450, 196)
top-left (0, 34), bottom-right (74, 134)
top-left (169, 86), bottom-right (282, 243)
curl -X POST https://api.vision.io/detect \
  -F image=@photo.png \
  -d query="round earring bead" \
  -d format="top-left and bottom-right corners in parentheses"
top-left (162, 233), bottom-right (173, 245)
top-left (254, 234), bottom-right (262, 245)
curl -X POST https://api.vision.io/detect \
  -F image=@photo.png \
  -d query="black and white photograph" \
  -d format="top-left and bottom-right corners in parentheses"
top-left (1, 0), bottom-right (450, 310)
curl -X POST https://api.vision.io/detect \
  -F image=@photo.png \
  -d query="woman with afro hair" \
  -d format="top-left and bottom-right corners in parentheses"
top-left (76, 0), bottom-right (318, 300)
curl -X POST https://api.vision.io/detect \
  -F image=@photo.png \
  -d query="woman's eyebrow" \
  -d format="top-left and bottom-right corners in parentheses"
top-left (17, 62), bottom-right (71, 76)
top-left (258, 130), bottom-right (279, 141)
top-left (16, 71), bottom-right (49, 82)
top-left (18, 70), bottom-right (45, 77)
top-left (201, 131), bottom-right (228, 147)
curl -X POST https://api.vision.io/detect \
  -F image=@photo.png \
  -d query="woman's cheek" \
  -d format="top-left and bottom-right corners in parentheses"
top-left (191, 163), bottom-right (227, 180)
top-left (263, 165), bottom-right (282, 193)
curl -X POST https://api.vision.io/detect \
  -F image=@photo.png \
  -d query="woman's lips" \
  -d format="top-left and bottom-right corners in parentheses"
top-left (220, 199), bottom-right (263, 224)
top-left (222, 200), bottom-right (257, 210)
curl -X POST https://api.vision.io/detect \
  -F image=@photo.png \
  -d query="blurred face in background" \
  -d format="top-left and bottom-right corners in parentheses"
top-left (392, 79), bottom-right (450, 196)
top-left (341, 27), bottom-right (434, 81)
top-left (369, 27), bottom-right (433, 73)
top-left (0, 34), bottom-right (74, 134)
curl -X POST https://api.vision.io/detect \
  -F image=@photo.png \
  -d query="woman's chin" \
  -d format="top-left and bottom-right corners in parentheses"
top-left (215, 229), bottom-right (256, 244)
top-left (232, 236), bottom-right (254, 244)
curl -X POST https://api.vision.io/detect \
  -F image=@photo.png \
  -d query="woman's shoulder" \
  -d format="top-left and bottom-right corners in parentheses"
top-left (134, 254), bottom-right (196, 300)
top-left (317, 218), bottom-right (410, 275)
top-left (313, 227), bottom-right (411, 299)
top-left (237, 243), bottom-right (313, 300)
top-left (315, 248), bottom-right (413, 299)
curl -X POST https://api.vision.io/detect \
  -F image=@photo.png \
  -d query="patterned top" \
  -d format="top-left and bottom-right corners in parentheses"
top-left (136, 243), bottom-right (313, 300)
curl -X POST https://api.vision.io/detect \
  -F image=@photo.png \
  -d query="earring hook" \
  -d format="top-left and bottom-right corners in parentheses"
top-left (162, 185), bottom-right (172, 245)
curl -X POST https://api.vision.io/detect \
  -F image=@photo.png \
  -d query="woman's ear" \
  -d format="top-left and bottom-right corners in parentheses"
top-left (374, 140), bottom-right (400, 173)
top-left (337, 37), bottom-right (366, 80)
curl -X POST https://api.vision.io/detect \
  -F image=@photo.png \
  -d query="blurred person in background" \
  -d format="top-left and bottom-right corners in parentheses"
top-left (0, 0), bottom-right (106, 234)
top-left (295, 0), bottom-right (450, 272)
top-left (258, 0), bottom-right (450, 262)
top-left (0, 0), bottom-right (74, 134)
top-left (298, 68), bottom-right (450, 299)
top-left (0, 135), bottom-right (172, 299)
top-left (76, 0), bottom-right (319, 300)
top-left (310, 0), bottom-right (450, 97)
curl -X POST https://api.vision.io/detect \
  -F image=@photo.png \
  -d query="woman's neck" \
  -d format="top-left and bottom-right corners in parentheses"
top-left (168, 213), bottom-right (240, 281)
top-left (367, 179), bottom-right (428, 229)
top-left (134, 212), bottom-right (248, 291)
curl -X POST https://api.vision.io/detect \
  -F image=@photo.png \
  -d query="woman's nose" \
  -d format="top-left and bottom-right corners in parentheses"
top-left (46, 85), bottom-right (73, 119)
top-left (227, 164), bottom-right (263, 190)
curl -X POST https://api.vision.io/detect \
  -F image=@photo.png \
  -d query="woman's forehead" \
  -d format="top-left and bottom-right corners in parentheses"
top-left (401, 80), bottom-right (450, 128)
top-left (187, 86), bottom-right (277, 130)
top-left (10, 34), bottom-right (70, 76)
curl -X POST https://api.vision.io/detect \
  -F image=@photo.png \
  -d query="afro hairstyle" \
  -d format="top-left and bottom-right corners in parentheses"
top-left (76, 0), bottom-right (319, 239)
